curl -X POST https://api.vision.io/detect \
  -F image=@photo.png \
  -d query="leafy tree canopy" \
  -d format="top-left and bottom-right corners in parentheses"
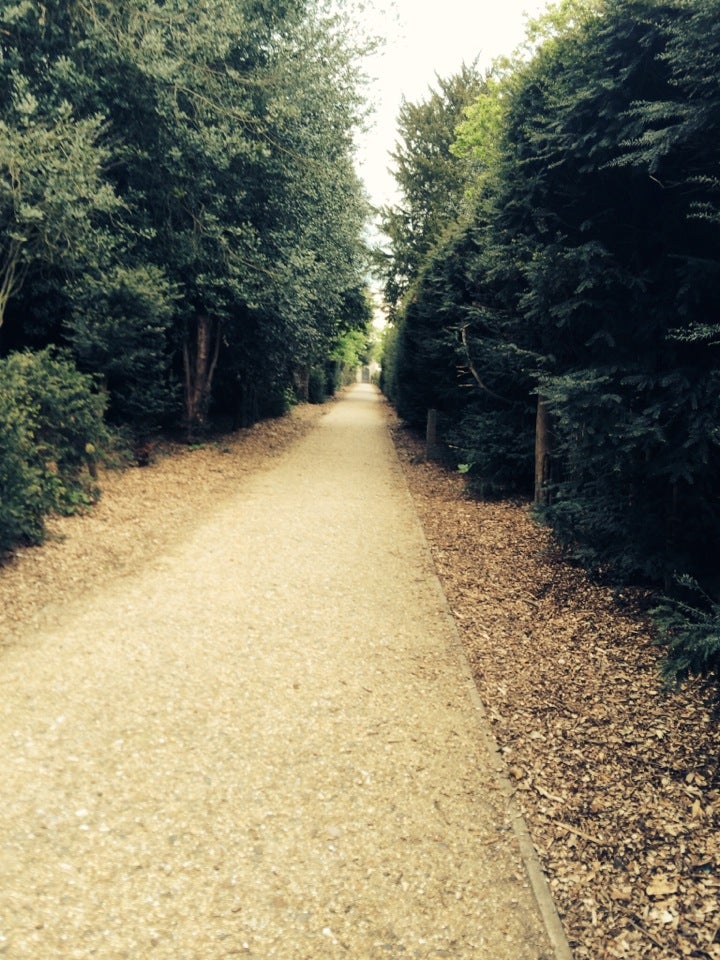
top-left (0, 0), bottom-right (374, 434)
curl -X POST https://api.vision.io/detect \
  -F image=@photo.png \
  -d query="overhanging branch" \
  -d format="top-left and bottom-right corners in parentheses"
top-left (459, 325), bottom-right (513, 404)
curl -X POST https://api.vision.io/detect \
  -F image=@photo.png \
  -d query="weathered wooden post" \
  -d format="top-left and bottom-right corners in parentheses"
top-left (534, 394), bottom-right (552, 505)
top-left (426, 408), bottom-right (442, 460)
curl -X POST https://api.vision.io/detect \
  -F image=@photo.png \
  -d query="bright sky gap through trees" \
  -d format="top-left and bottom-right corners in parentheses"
top-left (356, 0), bottom-right (550, 208)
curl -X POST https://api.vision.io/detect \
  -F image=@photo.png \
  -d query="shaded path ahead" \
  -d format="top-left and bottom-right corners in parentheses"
top-left (1, 385), bottom-right (562, 959)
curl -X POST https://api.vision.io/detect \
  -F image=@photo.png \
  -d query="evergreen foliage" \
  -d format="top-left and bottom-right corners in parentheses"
top-left (379, 0), bottom-right (720, 685)
top-left (67, 264), bottom-right (178, 429)
top-left (377, 65), bottom-right (486, 316)
top-left (652, 578), bottom-right (720, 685)
top-left (0, 0), bottom-right (374, 551)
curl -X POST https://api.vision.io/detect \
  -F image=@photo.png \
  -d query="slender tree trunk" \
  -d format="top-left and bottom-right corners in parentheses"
top-left (293, 364), bottom-right (310, 403)
top-left (665, 482), bottom-right (680, 590)
top-left (183, 314), bottom-right (221, 440)
top-left (0, 242), bottom-right (28, 329)
top-left (534, 393), bottom-right (553, 506)
top-left (234, 380), bottom-right (259, 429)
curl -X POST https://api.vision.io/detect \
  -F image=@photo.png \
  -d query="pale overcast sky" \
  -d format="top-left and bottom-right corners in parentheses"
top-left (356, 0), bottom-right (550, 208)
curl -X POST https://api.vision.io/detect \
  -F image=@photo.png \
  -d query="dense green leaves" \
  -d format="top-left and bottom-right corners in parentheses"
top-left (653, 578), bottom-right (720, 685)
top-left (0, 0), bottom-right (373, 552)
top-left (377, 66), bottom-right (486, 314)
top-left (0, 348), bottom-right (107, 549)
top-left (0, 94), bottom-right (119, 327)
top-left (0, 0), bottom-right (372, 435)
top-left (380, 0), bottom-right (720, 684)
top-left (67, 264), bottom-right (178, 427)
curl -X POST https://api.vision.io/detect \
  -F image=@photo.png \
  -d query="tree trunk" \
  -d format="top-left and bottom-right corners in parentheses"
top-left (234, 380), bottom-right (259, 430)
top-left (534, 393), bottom-right (553, 506)
top-left (293, 364), bottom-right (310, 403)
top-left (183, 314), bottom-right (221, 440)
top-left (665, 482), bottom-right (680, 590)
top-left (0, 240), bottom-right (27, 329)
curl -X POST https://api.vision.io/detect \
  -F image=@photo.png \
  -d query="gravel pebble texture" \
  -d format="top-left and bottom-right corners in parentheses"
top-left (0, 385), bottom-right (555, 959)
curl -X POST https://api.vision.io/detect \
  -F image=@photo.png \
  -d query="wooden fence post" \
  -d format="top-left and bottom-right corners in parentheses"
top-left (534, 394), bottom-right (552, 505)
top-left (426, 408), bottom-right (441, 460)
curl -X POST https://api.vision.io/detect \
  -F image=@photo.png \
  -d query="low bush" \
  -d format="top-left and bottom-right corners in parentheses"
top-left (0, 348), bottom-right (107, 552)
top-left (653, 577), bottom-right (720, 687)
top-left (308, 365), bottom-right (328, 404)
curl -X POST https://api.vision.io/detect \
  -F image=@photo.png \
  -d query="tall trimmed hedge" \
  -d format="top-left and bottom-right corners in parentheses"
top-left (380, 0), bottom-right (720, 684)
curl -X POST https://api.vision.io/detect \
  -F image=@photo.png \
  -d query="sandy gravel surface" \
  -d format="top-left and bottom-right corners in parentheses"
top-left (0, 385), bottom-right (559, 959)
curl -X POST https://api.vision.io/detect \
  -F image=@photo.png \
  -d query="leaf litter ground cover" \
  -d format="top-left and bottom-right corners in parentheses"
top-left (390, 420), bottom-right (719, 960)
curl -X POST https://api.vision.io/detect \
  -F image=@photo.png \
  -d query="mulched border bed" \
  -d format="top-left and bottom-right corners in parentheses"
top-left (390, 419), bottom-right (719, 960)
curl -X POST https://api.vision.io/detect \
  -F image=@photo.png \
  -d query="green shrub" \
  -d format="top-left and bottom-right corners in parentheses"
top-left (447, 404), bottom-right (536, 499)
top-left (257, 383), bottom-right (296, 419)
top-left (308, 366), bottom-right (327, 404)
top-left (653, 577), bottom-right (720, 687)
top-left (67, 263), bottom-right (177, 429)
top-left (324, 360), bottom-right (342, 394)
top-left (0, 348), bottom-right (107, 551)
top-left (0, 382), bottom-right (46, 549)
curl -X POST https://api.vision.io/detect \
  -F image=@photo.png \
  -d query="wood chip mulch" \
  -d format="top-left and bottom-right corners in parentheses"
top-left (390, 419), bottom-right (720, 960)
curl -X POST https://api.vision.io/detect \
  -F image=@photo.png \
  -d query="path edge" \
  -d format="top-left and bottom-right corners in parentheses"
top-left (384, 406), bottom-right (575, 960)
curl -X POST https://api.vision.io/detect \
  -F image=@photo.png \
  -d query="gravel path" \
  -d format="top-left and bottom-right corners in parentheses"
top-left (0, 384), bottom-right (559, 959)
